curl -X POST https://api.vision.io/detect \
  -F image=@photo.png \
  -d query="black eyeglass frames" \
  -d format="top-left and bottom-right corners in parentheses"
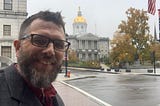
top-left (20, 34), bottom-right (70, 52)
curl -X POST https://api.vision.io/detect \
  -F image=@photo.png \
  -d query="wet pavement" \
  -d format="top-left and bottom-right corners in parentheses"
top-left (65, 71), bottom-right (160, 106)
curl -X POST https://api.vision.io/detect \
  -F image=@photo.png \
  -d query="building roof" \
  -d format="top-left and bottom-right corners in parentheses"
top-left (77, 33), bottom-right (99, 40)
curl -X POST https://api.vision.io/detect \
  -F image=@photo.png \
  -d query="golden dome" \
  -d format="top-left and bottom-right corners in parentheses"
top-left (73, 7), bottom-right (87, 23)
top-left (74, 16), bottom-right (86, 23)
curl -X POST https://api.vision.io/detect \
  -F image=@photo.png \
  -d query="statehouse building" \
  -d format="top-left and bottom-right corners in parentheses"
top-left (68, 8), bottom-right (110, 61)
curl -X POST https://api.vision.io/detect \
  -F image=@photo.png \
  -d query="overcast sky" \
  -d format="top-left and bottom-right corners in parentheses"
top-left (27, 0), bottom-right (160, 39)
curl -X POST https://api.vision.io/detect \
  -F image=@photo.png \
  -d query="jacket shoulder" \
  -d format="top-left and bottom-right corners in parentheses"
top-left (0, 68), bottom-right (10, 97)
top-left (0, 69), bottom-right (5, 82)
top-left (55, 93), bottom-right (65, 106)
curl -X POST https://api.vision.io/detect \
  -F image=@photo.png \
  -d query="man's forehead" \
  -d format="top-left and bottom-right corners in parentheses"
top-left (29, 19), bottom-right (64, 33)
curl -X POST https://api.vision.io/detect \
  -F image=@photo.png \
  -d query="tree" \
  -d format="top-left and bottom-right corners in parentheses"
top-left (110, 32), bottom-right (136, 67)
top-left (68, 49), bottom-right (79, 63)
top-left (118, 7), bottom-right (152, 61)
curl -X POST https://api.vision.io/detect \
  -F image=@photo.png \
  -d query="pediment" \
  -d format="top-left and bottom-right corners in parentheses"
top-left (77, 33), bottom-right (98, 40)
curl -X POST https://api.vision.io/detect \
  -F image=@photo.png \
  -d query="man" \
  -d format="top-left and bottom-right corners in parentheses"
top-left (0, 11), bottom-right (70, 106)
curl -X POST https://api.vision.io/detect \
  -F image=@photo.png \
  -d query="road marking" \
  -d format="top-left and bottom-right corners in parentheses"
top-left (60, 81), bottom-right (112, 106)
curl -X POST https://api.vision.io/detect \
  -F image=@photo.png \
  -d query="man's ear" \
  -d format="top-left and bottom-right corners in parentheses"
top-left (14, 40), bottom-right (21, 52)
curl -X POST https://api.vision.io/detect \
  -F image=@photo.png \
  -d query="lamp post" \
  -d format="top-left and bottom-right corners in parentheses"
top-left (153, 51), bottom-right (156, 73)
top-left (98, 52), bottom-right (101, 67)
top-left (125, 53), bottom-right (128, 69)
top-left (125, 53), bottom-right (131, 72)
top-left (64, 34), bottom-right (69, 77)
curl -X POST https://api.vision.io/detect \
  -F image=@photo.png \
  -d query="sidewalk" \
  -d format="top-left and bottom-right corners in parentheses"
top-left (52, 73), bottom-right (111, 106)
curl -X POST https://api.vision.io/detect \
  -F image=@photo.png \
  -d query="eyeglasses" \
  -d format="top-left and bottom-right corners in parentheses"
top-left (20, 34), bottom-right (70, 52)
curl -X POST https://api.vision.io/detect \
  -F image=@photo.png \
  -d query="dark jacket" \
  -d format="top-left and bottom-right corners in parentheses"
top-left (0, 64), bottom-right (64, 106)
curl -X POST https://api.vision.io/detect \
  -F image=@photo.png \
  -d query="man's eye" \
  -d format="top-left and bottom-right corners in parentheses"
top-left (54, 41), bottom-right (64, 49)
top-left (33, 38), bottom-right (48, 45)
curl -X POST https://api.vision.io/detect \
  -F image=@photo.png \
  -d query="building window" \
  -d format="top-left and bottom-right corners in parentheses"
top-left (82, 40), bottom-right (85, 49)
top-left (77, 26), bottom-right (79, 29)
top-left (1, 46), bottom-right (11, 58)
top-left (82, 54), bottom-right (85, 60)
top-left (4, 0), bottom-right (12, 10)
top-left (1, 46), bottom-right (11, 67)
top-left (94, 54), bottom-right (98, 60)
top-left (94, 41), bottom-right (97, 49)
top-left (3, 25), bottom-right (11, 36)
top-left (88, 54), bottom-right (92, 60)
top-left (88, 40), bottom-right (91, 49)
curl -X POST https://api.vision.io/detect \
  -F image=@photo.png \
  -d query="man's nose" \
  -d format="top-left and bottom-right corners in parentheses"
top-left (42, 43), bottom-right (55, 56)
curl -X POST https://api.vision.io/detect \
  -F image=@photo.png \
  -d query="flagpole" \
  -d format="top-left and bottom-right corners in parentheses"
top-left (158, 9), bottom-right (160, 40)
top-left (148, 0), bottom-right (157, 73)
top-left (154, 22), bottom-right (157, 41)
top-left (155, 10), bottom-right (158, 41)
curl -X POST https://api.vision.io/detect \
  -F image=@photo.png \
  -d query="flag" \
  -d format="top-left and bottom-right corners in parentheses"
top-left (158, 9), bottom-right (160, 39)
top-left (148, 0), bottom-right (156, 15)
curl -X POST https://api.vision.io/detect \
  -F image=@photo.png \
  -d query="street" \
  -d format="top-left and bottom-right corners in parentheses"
top-left (65, 69), bottom-right (160, 106)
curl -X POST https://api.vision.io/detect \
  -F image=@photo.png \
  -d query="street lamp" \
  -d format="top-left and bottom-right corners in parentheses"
top-left (125, 53), bottom-right (131, 72)
top-left (152, 51), bottom-right (156, 73)
top-left (98, 52), bottom-right (101, 66)
top-left (125, 53), bottom-right (128, 69)
top-left (64, 34), bottom-right (69, 77)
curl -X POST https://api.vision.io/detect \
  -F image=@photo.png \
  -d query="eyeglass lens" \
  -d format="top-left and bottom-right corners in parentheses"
top-left (31, 34), bottom-right (69, 51)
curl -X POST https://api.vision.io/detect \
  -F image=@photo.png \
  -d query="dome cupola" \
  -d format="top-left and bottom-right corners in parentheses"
top-left (73, 7), bottom-right (87, 35)
top-left (73, 7), bottom-right (86, 23)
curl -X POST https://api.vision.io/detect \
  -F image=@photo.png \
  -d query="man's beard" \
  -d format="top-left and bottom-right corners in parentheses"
top-left (17, 49), bottom-right (62, 88)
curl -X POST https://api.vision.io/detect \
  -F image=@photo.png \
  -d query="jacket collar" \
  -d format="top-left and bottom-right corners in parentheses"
top-left (4, 64), bottom-right (42, 106)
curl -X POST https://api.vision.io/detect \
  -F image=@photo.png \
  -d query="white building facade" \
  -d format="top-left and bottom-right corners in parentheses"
top-left (0, 0), bottom-right (27, 63)
top-left (68, 8), bottom-right (109, 61)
